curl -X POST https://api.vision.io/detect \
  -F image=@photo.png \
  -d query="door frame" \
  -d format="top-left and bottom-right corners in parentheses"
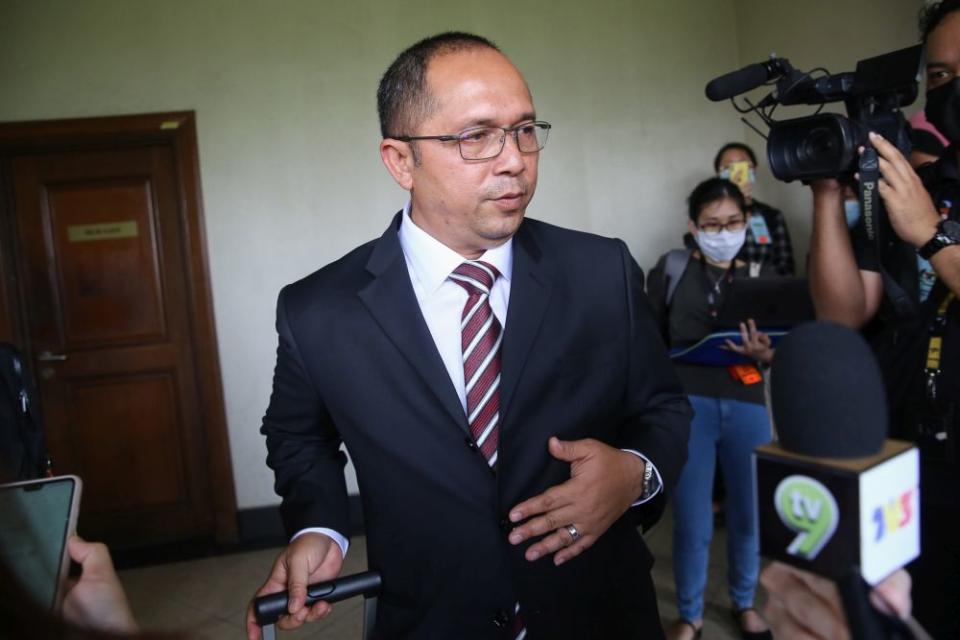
top-left (0, 111), bottom-right (238, 543)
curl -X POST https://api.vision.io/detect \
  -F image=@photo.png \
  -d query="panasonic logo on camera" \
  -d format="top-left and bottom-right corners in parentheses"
top-left (862, 180), bottom-right (876, 239)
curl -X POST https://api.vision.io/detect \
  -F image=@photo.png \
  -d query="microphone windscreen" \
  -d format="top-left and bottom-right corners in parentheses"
top-left (771, 322), bottom-right (887, 458)
top-left (705, 62), bottom-right (770, 101)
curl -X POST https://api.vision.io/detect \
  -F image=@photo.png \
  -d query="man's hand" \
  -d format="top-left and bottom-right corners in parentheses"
top-left (507, 437), bottom-right (645, 566)
top-left (245, 532), bottom-right (344, 640)
top-left (868, 131), bottom-right (941, 248)
top-left (724, 318), bottom-right (774, 364)
top-left (761, 562), bottom-right (912, 640)
top-left (61, 536), bottom-right (139, 634)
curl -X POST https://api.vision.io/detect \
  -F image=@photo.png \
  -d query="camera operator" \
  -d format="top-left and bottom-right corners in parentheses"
top-left (808, 3), bottom-right (960, 636)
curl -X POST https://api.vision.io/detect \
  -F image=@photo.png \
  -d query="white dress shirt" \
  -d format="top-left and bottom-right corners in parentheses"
top-left (293, 203), bottom-right (661, 558)
top-left (397, 203), bottom-right (513, 413)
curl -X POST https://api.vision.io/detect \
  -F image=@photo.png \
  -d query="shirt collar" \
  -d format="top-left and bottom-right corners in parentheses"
top-left (397, 201), bottom-right (513, 295)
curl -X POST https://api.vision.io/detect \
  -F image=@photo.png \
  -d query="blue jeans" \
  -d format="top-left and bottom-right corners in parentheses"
top-left (671, 395), bottom-right (772, 621)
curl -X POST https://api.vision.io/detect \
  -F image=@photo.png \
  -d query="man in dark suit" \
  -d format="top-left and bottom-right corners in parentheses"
top-left (247, 32), bottom-right (691, 639)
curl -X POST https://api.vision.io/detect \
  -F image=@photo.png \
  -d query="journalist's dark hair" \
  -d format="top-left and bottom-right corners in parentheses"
top-left (376, 32), bottom-right (499, 139)
top-left (920, 0), bottom-right (960, 43)
top-left (713, 142), bottom-right (758, 173)
top-left (688, 177), bottom-right (746, 222)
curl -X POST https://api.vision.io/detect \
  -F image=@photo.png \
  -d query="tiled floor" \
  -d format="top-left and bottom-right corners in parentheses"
top-left (118, 507), bottom-right (758, 639)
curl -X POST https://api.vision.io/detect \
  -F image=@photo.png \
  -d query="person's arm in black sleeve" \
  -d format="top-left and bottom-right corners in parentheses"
top-left (616, 242), bottom-right (692, 497)
top-left (248, 287), bottom-right (351, 640)
top-left (261, 286), bottom-right (350, 538)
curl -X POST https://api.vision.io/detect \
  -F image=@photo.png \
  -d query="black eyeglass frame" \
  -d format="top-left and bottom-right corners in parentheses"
top-left (389, 121), bottom-right (552, 160)
top-left (697, 217), bottom-right (748, 235)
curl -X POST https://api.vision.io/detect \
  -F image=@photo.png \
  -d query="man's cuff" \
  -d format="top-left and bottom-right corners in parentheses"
top-left (291, 527), bottom-right (350, 559)
top-left (621, 449), bottom-right (663, 506)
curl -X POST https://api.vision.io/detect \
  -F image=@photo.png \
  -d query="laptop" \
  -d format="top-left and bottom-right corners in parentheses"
top-left (714, 276), bottom-right (815, 330)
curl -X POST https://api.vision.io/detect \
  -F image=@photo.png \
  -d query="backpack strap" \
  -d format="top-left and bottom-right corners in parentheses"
top-left (664, 249), bottom-right (693, 307)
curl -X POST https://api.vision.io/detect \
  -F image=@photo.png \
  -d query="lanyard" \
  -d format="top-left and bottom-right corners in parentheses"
top-left (925, 292), bottom-right (956, 401)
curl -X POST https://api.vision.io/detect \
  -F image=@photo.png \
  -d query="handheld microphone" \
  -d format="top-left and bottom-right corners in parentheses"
top-left (705, 56), bottom-right (793, 102)
top-left (756, 322), bottom-right (922, 638)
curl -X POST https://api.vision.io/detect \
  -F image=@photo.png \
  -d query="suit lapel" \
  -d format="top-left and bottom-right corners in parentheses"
top-left (500, 222), bottom-right (554, 426)
top-left (358, 213), bottom-right (469, 434)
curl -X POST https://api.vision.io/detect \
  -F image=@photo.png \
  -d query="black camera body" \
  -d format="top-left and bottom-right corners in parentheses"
top-left (706, 45), bottom-right (925, 318)
top-left (765, 46), bottom-right (921, 183)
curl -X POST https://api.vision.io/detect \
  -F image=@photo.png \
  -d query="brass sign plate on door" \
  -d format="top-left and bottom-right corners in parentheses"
top-left (67, 221), bottom-right (139, 242)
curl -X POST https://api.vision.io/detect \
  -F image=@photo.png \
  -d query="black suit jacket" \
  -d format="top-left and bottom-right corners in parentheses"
top-left (262, 213), bottom-right (692, 639)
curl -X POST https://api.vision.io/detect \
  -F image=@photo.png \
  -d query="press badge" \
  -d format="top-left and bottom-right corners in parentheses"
top-left (749, 215), bottom-right (772, 245)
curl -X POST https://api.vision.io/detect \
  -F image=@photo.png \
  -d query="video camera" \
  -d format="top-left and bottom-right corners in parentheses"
top-left (705, 45), bottom-right (922, 183)
top-left (706, 46), bottom-right (924, 318)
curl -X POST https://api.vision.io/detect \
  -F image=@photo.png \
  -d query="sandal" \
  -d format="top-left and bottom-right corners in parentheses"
top-left (732, 607), bottom-right (773, 640)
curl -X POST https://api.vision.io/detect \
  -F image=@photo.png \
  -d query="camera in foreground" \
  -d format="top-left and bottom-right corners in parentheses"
top-left (706, 45), bottom-right (922, 183)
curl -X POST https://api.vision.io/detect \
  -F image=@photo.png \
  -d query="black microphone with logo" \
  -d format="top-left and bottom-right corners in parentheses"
top-left (756, 322), bottom-right (930, 639)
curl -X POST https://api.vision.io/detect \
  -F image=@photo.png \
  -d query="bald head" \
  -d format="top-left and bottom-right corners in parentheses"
top-left (377, 32), bottom-right (502, 139)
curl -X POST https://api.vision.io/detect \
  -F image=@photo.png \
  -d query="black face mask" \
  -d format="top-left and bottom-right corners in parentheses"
top-left (926, 77), bottom-right (960, 144)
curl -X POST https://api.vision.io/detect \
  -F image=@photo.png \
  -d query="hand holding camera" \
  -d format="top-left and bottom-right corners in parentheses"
top-left (865, 132), bottom-right (941, 249)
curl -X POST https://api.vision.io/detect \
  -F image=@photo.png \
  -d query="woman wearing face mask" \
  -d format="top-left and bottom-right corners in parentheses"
top-left (713, 142), bottom-right (796, 276)
top-left (648, 178), bottom-right (777, 640)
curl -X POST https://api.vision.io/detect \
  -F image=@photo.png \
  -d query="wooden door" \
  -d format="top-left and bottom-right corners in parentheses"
top-left (0, 113), bottom-right (236, 547)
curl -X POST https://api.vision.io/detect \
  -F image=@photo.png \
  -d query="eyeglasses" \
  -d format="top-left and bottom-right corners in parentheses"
top-left (698, 218), bottom-right (746, 235)
top-left (391, 121), bottom-right (551, 160)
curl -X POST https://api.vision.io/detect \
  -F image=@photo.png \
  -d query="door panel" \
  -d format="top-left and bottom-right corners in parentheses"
top-left (69, 373), bottom-right (185, 511)
top-left (10, 143), bottom-right (215, 546)
top-left (46, 178), bottom-right (166, 345)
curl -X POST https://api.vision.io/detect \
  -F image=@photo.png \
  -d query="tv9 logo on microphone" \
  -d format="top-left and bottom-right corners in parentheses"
top-left (774, 475), bottom-right (839, 560)
top-left (755, 441), bottom-right (919, 584)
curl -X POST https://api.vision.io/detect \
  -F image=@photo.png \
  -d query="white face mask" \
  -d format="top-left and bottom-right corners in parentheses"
top-left (696, 228), bottom-right (747, 263)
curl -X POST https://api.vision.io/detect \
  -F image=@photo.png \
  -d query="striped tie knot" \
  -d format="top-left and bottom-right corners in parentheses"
top-left (450, 261), bottom-right (499, 295)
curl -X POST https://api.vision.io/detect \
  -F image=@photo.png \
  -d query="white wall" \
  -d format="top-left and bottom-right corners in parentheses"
top-left (0, 0), bottom-right (924, 509)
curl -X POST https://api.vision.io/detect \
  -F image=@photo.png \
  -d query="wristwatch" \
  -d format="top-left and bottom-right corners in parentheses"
top-left (918, 219), bottom-right (960, 260)
top-left (640, 462), bottom-right (661, 500)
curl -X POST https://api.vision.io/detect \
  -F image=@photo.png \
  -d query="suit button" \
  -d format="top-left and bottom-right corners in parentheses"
top-left (492, 609), bottom-right (510, 628)
top-left (465, 437), bottom-right (479, 452)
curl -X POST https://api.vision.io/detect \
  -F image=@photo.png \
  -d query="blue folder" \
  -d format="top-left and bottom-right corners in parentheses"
top-left (669, 329), bottom-right (789, 366)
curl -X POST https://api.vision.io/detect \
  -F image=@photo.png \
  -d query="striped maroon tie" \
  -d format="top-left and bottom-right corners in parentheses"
top-left (450, 261), bottom-right (502, 467)
top-left (452, 261), bottom-right (525, 638)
